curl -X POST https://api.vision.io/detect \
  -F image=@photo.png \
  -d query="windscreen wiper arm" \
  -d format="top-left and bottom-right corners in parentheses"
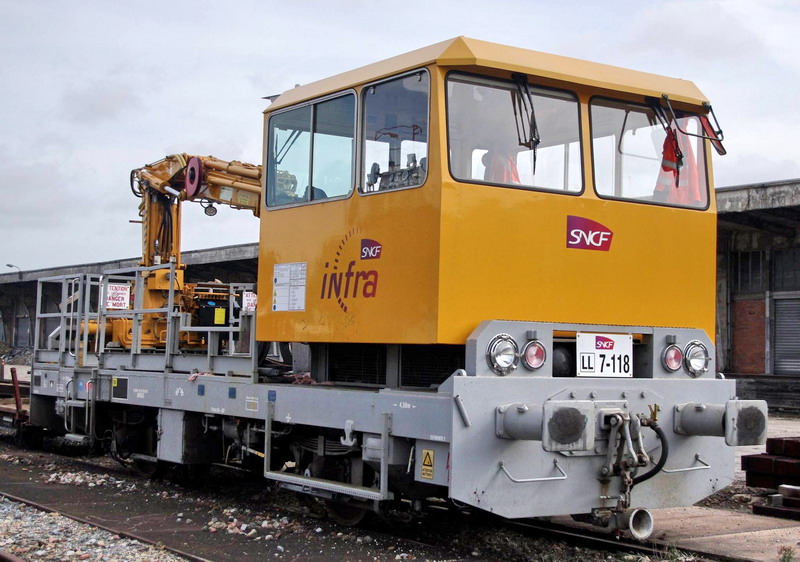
top-left (275, 129), bottom-right (302, 165)
top-left (512, 73), bottom-right (541, 173)
top-left (646, 97), bottom-right (684, 186)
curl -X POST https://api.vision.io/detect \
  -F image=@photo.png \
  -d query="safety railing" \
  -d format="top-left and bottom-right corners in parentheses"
top-left (33, 274), bottom-right (103, 368)
top-left (34, 265), bottom-right (259, 379)
top-left (96, 263), bottom-right (258, 378)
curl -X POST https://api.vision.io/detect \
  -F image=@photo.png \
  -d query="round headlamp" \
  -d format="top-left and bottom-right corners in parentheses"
top-left (683, 340), bottom-right (710, 376)
top-left (521, 340), bottom-right (546, 370)
top-left (486, 334), bottom-right (519, 375)
top-left (662, 344), bottom-right (683, 372)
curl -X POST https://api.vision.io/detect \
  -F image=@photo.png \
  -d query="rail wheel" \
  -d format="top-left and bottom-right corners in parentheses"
top-left (326, 500), bottom-right (367, 527)
top-left (132, 458), bottom-right (162, 479)
top-left (182, 462), bottom-right (211, 488)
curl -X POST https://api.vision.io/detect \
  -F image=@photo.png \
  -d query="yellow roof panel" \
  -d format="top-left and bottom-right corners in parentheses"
top-left (267, 37), bottom-right (708, 112)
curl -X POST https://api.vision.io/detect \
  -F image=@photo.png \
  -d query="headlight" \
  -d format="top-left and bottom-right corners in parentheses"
top-left (662, 344), bottom-right (683, 372)
top-left (683, 340), bottom-right (710, 376)
top-left (521, 340), bottom-right (546, 370)
top-left (486, 334), bottom-right (519, 375)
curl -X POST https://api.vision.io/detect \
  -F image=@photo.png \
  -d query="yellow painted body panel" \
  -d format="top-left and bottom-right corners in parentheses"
top-left (270, 37), bottom-right (707, 112)
top-left (257, 180), bottom-right (443, 343)
top-left (437, 183), bottom-right (717, 343)
top-left (256, 40), bottom-right (718, 345)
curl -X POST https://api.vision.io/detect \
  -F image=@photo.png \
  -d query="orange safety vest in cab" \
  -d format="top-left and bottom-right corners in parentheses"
top-left (654, 128), bottom-right (702, 206)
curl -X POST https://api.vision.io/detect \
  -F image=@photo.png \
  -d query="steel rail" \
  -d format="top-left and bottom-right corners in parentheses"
top-left (0, 490), bottom-right (210, 562)
top-left (507, 518), bottom-right (750, 562)
top-left (0, 435), bottom-right (756, 562)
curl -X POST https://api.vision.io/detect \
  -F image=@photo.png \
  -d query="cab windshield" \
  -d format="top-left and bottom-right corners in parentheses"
top-left (447, 73), bottom-right (582, 193)
top-left (590, 98), bottom-right (708, 209)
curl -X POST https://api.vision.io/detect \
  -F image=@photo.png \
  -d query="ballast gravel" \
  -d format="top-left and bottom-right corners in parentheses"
top-left (0, 495), bottom-right (186, 561)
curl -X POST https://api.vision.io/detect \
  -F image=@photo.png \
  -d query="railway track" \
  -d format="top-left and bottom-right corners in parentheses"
top-left (0, 380), bottom-right (29, 399)
top-left (0, 489), bottom-right (208, 562)
top-left (0, 434), bottom-right (735, 561)
top-left (506, 519), bottom-right (742, 562)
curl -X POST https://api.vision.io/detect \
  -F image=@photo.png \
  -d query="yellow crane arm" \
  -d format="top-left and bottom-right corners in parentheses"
top-left (130, 154), bottom-right (262, 268)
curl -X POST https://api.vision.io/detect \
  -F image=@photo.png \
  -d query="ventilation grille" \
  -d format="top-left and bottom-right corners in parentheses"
top-left (400, 345), bottom-right (464, 388)
top-left (327, 344), bottom-right (387, 385)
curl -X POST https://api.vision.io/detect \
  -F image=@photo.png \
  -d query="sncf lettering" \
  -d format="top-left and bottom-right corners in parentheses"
top-left (361, 245), bottom-right (382, 259)
top-left (566, 216), bottom-right (614, 251)
top-left (595, 336), bottom-right (615, 350)
top-left (360, 239), bottom-right (383, 260)
top-left (569, 230), bottom-right (612, 247)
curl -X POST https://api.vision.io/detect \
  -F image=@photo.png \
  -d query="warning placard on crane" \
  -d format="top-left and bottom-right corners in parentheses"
top-left (420, 449), bottom-right (434, 479)
top-left (242, 291), bottom-right (257, 312)
top-left (106, 283), bottom-right (131, 310)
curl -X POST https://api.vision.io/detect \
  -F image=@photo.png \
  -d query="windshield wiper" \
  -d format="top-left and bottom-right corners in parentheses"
top-left (512, 73), bottom-right (541, 173)
top-left (275, 129), bottom-right (302, 165)
top-left (646, 96), bottom-right (684, 186)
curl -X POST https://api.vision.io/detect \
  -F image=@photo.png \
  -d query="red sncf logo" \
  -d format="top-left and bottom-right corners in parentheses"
top-left (566, 216), bottom-right (613, 251)
top-left (361, 239), bottom-right (382, 260)
top-left (595, 336), bottom-right (615, 350)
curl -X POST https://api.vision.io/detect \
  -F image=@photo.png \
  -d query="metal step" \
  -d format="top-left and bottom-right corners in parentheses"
top-left (64, 433), bottom-right (91, 445)
top-left (64, 399), bottom-right (87, 408)
top-left (265, 470), bottom-right (389, 501)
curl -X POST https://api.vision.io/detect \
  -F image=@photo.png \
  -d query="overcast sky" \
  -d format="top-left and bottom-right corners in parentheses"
top-left (2, 0), bottom-right (798, 271)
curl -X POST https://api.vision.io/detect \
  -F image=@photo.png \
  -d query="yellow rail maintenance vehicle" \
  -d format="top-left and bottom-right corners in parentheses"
top-left (29, 37), bottom-right (766, 539)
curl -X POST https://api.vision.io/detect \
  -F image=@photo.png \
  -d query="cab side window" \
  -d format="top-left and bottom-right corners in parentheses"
top-left (267, 94), bottom-right (355, 207)
top-left (361, 71), bottom-right (429, 193)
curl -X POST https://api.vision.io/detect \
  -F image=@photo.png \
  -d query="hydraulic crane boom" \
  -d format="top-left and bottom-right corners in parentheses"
top-left (114, 154), bottom-right (263, 351)
top-left (130, 154), bottom-right (262, 269)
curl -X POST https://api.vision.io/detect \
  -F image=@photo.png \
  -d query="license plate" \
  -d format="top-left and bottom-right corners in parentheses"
top-left (576, 333), bottom-right (633, 377)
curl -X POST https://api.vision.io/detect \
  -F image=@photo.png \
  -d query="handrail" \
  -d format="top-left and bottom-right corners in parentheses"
top-left (662, 453), bottom-right (710, 474)
top-left (498, 459), bottom-right (567, 483)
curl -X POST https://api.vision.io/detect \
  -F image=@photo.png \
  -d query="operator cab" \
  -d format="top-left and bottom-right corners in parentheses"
top-left (256, 36), bottom-right (724, 388)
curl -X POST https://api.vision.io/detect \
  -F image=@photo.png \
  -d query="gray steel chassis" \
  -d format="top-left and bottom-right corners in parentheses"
top-left (29, 269), bottom-right (767, 523)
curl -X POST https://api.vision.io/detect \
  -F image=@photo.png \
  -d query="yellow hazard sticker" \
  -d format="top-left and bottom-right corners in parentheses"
top-left (214, 307), bottom-right (225, 325)
top-left (421, 449), bottom-right (434, 479)
top-left (112, 377), bottom-right (118, 387)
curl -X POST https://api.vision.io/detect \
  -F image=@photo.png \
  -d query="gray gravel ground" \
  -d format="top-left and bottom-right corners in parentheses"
top-left (0, 430), bottom-right (718, 561)
top-left (0, 495), bottom-right (186, 561)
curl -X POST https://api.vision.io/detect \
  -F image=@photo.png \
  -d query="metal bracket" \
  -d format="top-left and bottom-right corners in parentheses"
top-left (498, 459), bottom-right (567, 483)
top-left (340, 419), bottom-right (357, 447)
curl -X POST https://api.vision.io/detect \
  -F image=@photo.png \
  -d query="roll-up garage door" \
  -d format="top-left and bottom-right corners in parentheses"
top-left (774, 299), bottom-right (800, 375)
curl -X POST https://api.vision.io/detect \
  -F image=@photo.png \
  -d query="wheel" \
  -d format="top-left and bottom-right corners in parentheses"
top-left (18, 424), bottom-right (43, 449)
top-left (182, 463), bottom-right (211, 488)
top-left (326, 500), bottom-right (367, 527)
top-left (13, 422), bottom-right (24, 448)
top-left (132, 458), bottom-right (162, 479)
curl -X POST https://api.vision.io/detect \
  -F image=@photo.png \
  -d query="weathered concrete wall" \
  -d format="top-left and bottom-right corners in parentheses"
top-left (735, 376), bottom-right (800, 414)
top-left (717, 180), bottom-right (800, 213)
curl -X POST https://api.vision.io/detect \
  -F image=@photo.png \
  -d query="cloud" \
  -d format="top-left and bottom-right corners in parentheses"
top-left (715, 152), bottom-right (800, 188)
top-left (61, 79), bottom-right (145, 125)
top-left (1, 0), bottom-right (798, 271)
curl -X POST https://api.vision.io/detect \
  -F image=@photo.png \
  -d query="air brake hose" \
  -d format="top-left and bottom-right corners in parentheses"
top-left (631, 422), bottom-right (669, 487)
